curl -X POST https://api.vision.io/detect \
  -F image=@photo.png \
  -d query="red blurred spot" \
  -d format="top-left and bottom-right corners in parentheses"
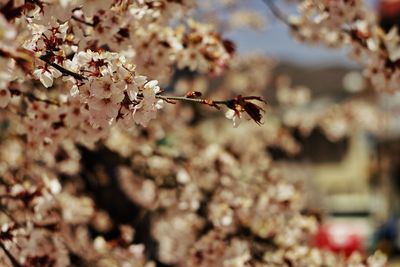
top-left (313, 223), bottom-right (364, 257)
top-left (379, 0), bottom-right (400, 18)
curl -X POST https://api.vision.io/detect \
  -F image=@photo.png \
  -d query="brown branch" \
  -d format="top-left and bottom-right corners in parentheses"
top-left (34, 55), bottom-right (267, 124)
top-left (71, 15), bottom-right (95, 27)
top-left (156, 94), bottom-right (267, 125)
top-left (9, 88), bottom-right (60, 106)
top-left (39, 53), bottom-right (87, 81)
top-left (0, 242), bottom-right (22, 267)
top-left (261, 0), bottom-right (294, 28)
top-left (155, 95), bottom-right (228, 109)
top-left (34, 55), bottom-right (259, 109)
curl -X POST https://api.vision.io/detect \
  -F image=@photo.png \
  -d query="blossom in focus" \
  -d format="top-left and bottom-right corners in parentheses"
top-left (225, 109), bottom-right (241, 127)
top-left (33, 66), bottom-right (62, 88)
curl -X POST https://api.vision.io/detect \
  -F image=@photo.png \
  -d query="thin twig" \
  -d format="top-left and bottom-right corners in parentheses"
top-left (39, 54), bottom-right (87, 81)
top-left (0, 242), bottom-right (22, 267)
top-left (261, 0), bottom-right (294, 27)
top-left (156, 95), bottom-right (227, 105)
top-left (9, 88), bottom-right (60, 106)
top-left (155, 94), bottom-right (230, 110)
top-left (71, 15), bottom-right (95, 27)
top-left (35, 56), bottom-right (265, 115)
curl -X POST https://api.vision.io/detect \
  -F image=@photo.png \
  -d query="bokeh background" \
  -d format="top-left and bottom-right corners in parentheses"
top-left (212, 0), bottom-right (400, 265)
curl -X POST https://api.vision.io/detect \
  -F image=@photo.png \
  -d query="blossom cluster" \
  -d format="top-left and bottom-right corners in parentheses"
top-left (0, 103), bottom-right (387, 266)
top-left (282, 0), bottom-right (400, 93)
top-left (0, 0), bottom-right (396, 266)
top-left (0, 0), bottom-right (242, 155)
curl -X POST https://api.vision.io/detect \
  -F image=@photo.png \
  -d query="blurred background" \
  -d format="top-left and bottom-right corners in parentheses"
top-left (203, 0), bottom-right (400, 265)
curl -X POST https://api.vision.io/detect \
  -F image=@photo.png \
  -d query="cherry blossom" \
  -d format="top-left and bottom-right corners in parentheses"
top-left (0, 1), bottom-right (394, 266)
top-left (33, 66), bottom-right (62, 88)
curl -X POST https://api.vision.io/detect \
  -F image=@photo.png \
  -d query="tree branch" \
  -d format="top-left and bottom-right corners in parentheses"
top-left (71, 15), bottom-right (95, 27)
top-left (35, 55), bottom-right (267, 123)
top-left (36, 56), bottom-right (235, 109)
top-left (39, 54), bottom-right (87, 81)
top-left (155, 95), bottom-right (228, 109)
top-left (0, 242), bottom-right (22, 267)
top-left (261, 0), bottom-right (294, 28)
top-left (9, 88), bottom-right (60, 106)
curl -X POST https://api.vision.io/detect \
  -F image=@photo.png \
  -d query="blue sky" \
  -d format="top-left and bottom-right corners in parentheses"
top-left (225, 0), bottom-right (377, 66)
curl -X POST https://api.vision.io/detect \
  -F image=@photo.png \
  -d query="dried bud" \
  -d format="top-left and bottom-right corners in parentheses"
top-left (226, 95), bottom-right (266, 125)
top-left (185, 91), bottom-right (202, 98)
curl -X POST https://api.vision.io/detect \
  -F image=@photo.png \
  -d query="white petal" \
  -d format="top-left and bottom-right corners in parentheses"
top-left (111, 91), bottom-right (124, 104)
top-left (127, 89), bottom-right (138, 101)
top-left (134, 75), bottom-right (147, 86)
top-left (155, 99), bottom-right (164, 109)
top-left (232, 116), bottom-right (241, 128)
top-left (50, 67), bottom-right (62, 78)
top-left (40, 71), bottom-right (54, 88)
top-left (105, 103), bottom-right (119, 118)
top-left (70, 85), bottom-right (79, 97)
top-left (144, 80), bottom-right (158, 89)
top-left (225, 109), bottom-right (235, 120)
top-left (33, 69), bottom-right (42, 79)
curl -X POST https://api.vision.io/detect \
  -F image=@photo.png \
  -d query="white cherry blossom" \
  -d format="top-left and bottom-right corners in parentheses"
top-left (33, 67), bottom-right (63, 88)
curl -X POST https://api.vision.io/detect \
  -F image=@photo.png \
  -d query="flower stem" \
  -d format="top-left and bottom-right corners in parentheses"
top-left (156, 95), bottom-right (228, 106)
